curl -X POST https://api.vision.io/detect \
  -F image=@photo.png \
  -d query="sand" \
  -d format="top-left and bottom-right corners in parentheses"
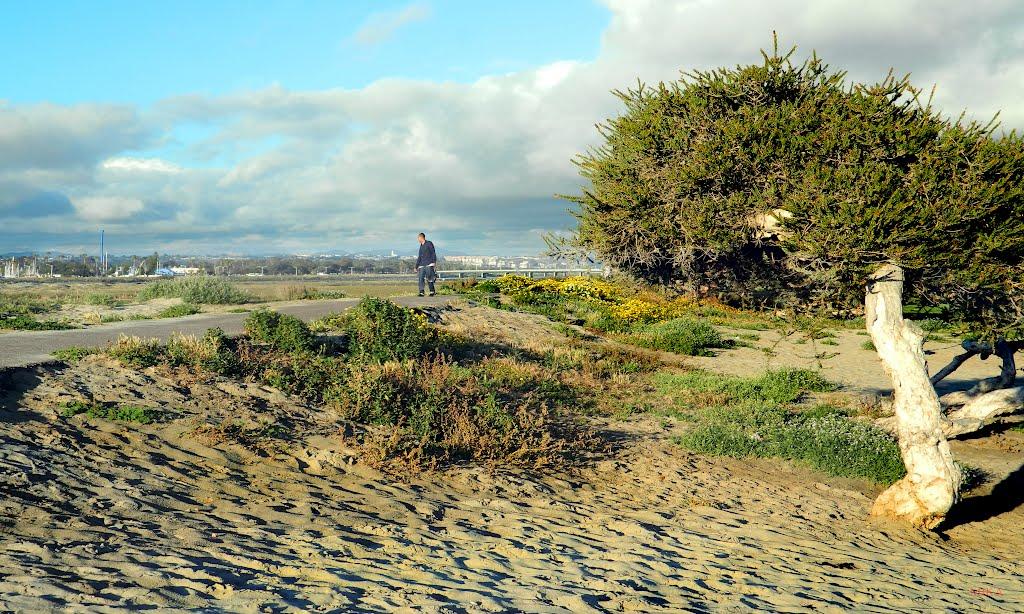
top-left (0, 305), bottom-right (1022, 612)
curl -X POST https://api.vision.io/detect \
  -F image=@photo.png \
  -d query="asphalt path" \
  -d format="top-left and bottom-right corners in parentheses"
top-left (0, 296), bottom-right (450, 369)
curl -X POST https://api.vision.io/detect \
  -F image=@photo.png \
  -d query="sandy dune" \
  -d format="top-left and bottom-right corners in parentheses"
top-left (0, 305), bottom-right (1022, 612)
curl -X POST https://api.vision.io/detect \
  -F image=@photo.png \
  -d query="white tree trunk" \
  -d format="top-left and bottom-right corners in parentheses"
top-left (865, 264), bottom-right (961, 528)
top-left (941, 386), bottom-right (1024, 437)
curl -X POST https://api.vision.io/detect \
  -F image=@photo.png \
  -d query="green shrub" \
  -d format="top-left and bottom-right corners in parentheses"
top-left (107, 336), bottom-right (166, 368)
top-left (244, 309), bottom-right (316, 354)
top-left (166, 328), bottom-right (239, 375)
top-left (914, 318), bottom-right (950, 333)
top-left (630, 318), bottom-right (726, 355)
top-left (157, 303), bottom-right (201, 318)
top-left (860, 339), bottom-right (877, 351)
top-left (257, 352), bottom-right (347, 402)
top-left (0, 314), bottom-right (74, 330)
top-left (138, 277), bottom-right (251, 304)
top-left (60, 400), bottom-right (161, 424)
top-left (342, 297), bottom-right (426, 362)
top-left (308, 311), bottom-right (349, 332)
top-left (52, 346), bottom-right (101, 363)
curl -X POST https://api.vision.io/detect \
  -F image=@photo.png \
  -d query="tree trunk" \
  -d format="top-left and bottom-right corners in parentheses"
top-left (865, 264), bottom-right (961, 529)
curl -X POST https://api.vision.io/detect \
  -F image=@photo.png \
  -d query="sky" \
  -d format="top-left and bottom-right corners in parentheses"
top-left (2, 0), bottom-right (1024, 256)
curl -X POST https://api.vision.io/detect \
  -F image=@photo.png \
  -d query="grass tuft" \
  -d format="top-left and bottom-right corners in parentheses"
top-left (629, 318), bottom-right (727, 356)
top-left (676, 403), bottom-right (905, 484)
top-left (655, 369), bottom-right (835, 405)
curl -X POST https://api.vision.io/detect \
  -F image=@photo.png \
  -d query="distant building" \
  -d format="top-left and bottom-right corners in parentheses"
top-left (169, 267), bottom-right (202, 276)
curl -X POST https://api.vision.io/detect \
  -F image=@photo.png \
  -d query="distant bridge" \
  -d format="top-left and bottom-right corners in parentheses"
top-left (436, 268), bottom-right (603, 281)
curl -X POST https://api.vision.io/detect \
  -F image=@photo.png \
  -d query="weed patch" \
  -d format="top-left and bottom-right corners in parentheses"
top-left (677, 404), bottom-right (905, 484)
top-left (192, 419), bottom-right (291, 456)
top-left (655, 368), bottom-right (901, 484)
top-left (0, 314), bottom-right (74, 330)
top-left (95, 297), bottom-right (594, 472)
top-left (60, 400), bottom-right (161, 424)
top-left (139, 277), bottom-right (251, 304)
top-left (84, 293), bottom-right (123, 307)
top-left (52, 346), bottom-right (101, 363)
top-left (107, 335), bottom-right (166, 368)
top-left (335, 355), bottom-right (587, 469)
top-left (655, 369), bottom-right (834, 406)
top-left (157, 303), bottom-right (201, 318)
top-left (629, 318), bottom-right (727, 356)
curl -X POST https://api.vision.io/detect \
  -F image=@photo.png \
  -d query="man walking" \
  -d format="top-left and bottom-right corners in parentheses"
top-left (415, 232), bottom-right (437, 296)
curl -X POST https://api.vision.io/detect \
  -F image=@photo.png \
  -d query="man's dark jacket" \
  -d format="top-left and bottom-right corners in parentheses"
top-left (416, 240), bottom-right (437, 269)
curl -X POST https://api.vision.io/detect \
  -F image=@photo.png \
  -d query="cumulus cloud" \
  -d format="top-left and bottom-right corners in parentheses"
top-left (0, 102), bottom-right (149, 172)
top-left (350, 2), bottom-right (431, 47)
top-left (3, 0), bottom-right (1024, 254)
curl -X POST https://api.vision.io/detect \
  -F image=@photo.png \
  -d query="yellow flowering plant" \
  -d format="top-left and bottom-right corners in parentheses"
top-left (553, 276), bottom-right (619, 302)
top-left (611, 298), bottom-right (671, 324)
top-left (492, 275), bottom-right (534, 294)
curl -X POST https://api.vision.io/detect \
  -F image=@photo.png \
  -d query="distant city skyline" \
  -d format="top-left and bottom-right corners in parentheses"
top-left (3, 1), bottom-right (1024, 254)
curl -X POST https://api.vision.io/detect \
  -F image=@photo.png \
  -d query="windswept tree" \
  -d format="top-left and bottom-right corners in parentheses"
top-left (560, 43), bottom-right (1024, 528)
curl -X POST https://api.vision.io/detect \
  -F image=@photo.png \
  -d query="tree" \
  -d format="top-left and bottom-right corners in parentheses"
top-left (141, 252), bottom-right (160, 276)
top-left (560, 42), bottom-right (1024, 528)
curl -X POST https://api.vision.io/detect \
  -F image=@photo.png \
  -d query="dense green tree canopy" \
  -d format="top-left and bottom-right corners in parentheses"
top-left (562, 46), bottom-right (1024, 336)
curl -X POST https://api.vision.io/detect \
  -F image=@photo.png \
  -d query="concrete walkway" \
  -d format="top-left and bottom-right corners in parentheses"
top-left (0, 296), bottom-right (450, 369)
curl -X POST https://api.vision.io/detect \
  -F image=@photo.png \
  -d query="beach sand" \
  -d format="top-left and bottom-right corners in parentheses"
top-left (0, 306), bottom-right (1021, 612)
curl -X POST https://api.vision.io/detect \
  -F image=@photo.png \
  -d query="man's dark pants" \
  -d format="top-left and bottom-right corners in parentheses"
top-left (418, 266), bottom-right (436, 295)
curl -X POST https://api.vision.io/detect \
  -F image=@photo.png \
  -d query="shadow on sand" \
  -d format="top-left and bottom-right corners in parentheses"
top-left (0, 365), bottom-right (47, 423)
top-left (939, 462), bottom-right (1024, 531)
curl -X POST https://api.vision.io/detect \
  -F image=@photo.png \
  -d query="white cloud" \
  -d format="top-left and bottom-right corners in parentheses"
top-left (5, 0), bottom-right (1024, 254)
top-left (0, 102), bottom-right (149, 172)
top-left (72, 196), bottom-right (145, 221)
top-left (350, 2), bottom-right (431, 47)
top-left (101, 157), bottom-right (182, 174)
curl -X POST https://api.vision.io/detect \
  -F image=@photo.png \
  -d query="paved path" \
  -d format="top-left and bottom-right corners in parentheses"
top-left (0, 296), bottom-right (450, 369)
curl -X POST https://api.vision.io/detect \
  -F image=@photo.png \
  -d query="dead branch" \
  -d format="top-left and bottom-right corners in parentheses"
top-left (942, 386), bottom-right (1024, 437)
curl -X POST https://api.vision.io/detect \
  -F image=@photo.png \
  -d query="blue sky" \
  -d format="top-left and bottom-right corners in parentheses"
top-left (1, 1), bottom-right (608, 105)
top-left (2, 1), bottom-right (1023, 256)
